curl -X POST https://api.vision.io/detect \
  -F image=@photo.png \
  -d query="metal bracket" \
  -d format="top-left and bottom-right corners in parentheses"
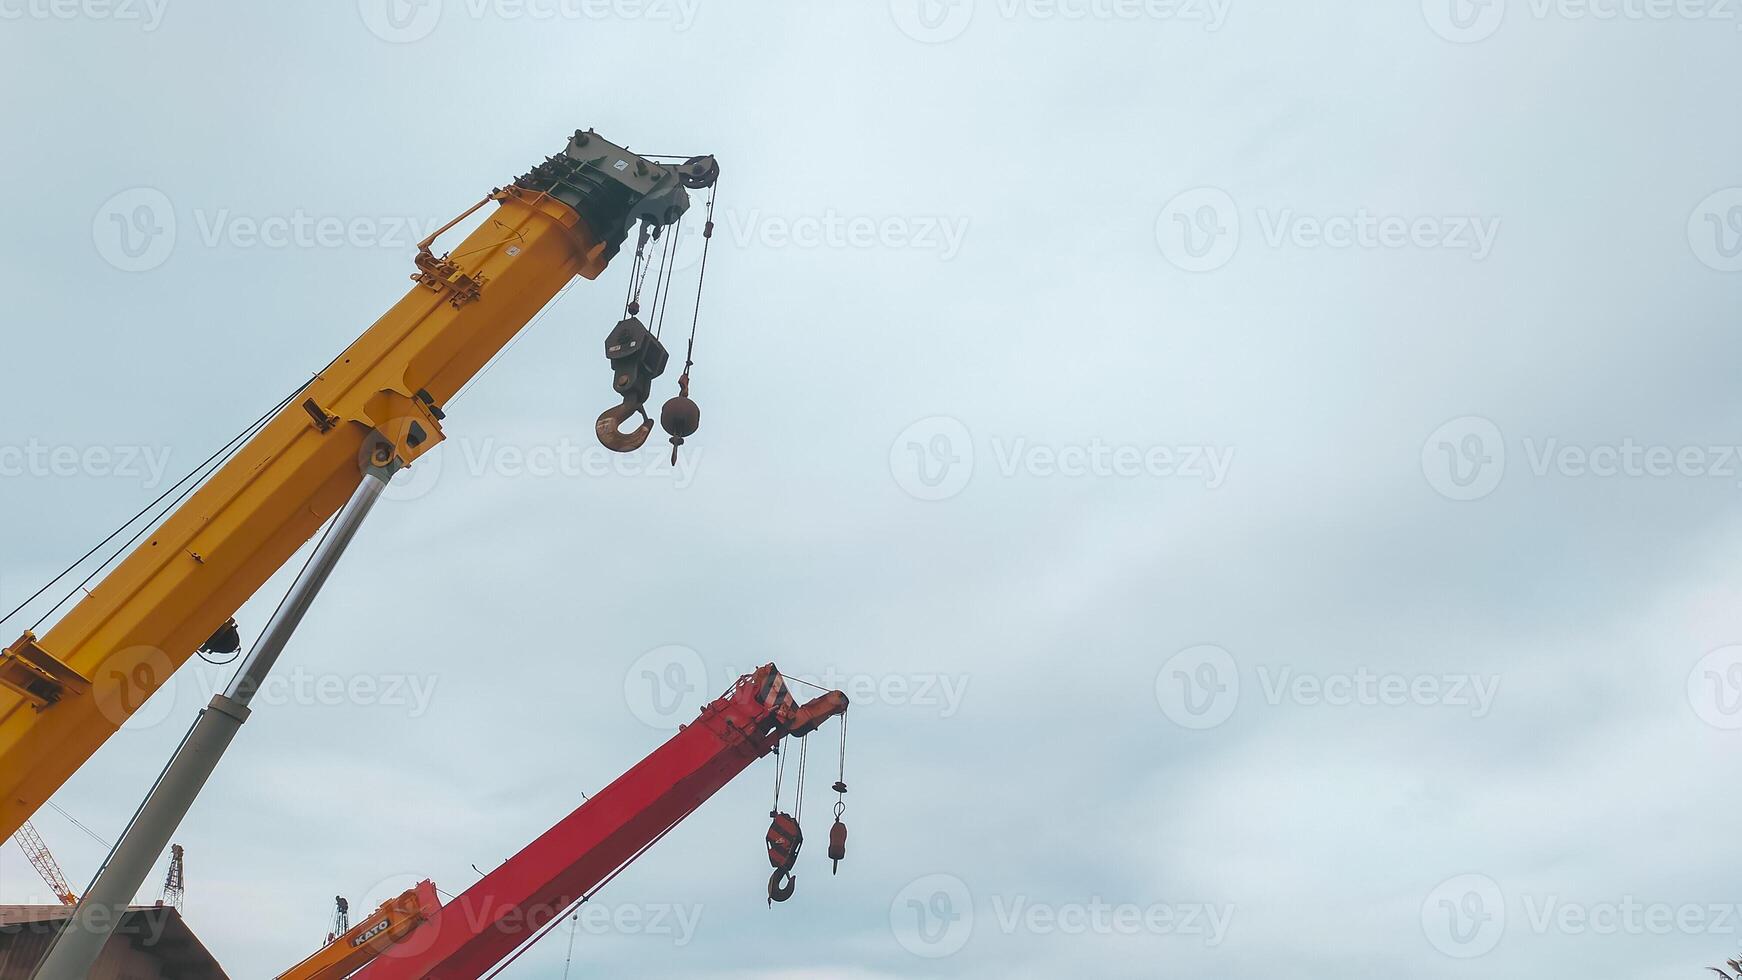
top-left (0, 633), bottom-right (92, 710)
top-left (411, 253), bottom-right (487, 308)
top-left (409, 193), bottom-right (498, 309)
top-left (303, 398), bottom-right (340, 433)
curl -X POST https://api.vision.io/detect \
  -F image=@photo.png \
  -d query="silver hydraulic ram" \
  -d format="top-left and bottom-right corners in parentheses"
top-left (32, 457), bottom-right (400, 980)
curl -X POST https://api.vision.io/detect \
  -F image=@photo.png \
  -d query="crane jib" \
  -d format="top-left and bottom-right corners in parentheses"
top-left (0, 129), bottom-right (701, 843)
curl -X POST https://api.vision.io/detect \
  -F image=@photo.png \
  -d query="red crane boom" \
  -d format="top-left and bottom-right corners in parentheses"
top-left (352, 665), bottom-right (848, 979)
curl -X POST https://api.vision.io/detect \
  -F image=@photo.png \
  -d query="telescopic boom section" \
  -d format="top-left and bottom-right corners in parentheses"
top-left (277, 881), bottom-right (442, 980)
top-left (0, 131), bottom-right (697, 839)
top-left (351, 667), bottom-right (849, 980)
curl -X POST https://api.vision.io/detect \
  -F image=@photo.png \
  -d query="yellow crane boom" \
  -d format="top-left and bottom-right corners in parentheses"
top-left (275, 882), bottom-right (441, 980)
top-left (0, 130), bottom-right (704, 839)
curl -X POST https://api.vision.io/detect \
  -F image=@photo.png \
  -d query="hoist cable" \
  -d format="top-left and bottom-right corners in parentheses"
top-left (795, 736), bottom-right (809, 825)
top-left (771, 738), bottom-right (787, 812)
top-left (679, 184), bottom-right (719, 377)
top-left (561, 911), bottom-right (580, 980)
top-left (837, 713), bottom-right (848, 785)
top-left (650, 215), bottom-right (684, 341)
top-left (780, 673), bottom-right (831, 694)
top-left (27, 411), bottom-right (276, 634)
top-left (621, 224), bottom-right (649, 317)
top-left (46, 802), bottom-right (112, 850)
top-left (629, 227), bottom-right (656, 313)
top-left (4, 379), bottom-right (312, 634)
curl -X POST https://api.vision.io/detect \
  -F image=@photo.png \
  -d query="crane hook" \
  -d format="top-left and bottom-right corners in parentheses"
top-left (596, 400), bottom-right (655, 453)
top-left (595, 315), bottom-right (668, 454)
top-left (768, 869), bottom-right (797, 905)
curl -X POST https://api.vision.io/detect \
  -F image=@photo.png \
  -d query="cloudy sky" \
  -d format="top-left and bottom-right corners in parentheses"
top-left (2, 0), bottom-right (1741, 977)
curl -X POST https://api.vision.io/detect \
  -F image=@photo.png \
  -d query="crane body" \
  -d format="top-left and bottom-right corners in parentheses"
top-left (0, 130), bottom-right (703, 841)
top-left (317, 666), bottom-right (849, 980)
top-left (277, 882), bottom-right (442, 980)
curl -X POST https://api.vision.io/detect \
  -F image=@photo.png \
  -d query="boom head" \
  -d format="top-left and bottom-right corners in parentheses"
top-left (514, 129), bottom-right (718, 265)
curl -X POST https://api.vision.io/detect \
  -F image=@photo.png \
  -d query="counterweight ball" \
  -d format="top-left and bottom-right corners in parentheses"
top-left (661, 396), bottom-right (701, 441)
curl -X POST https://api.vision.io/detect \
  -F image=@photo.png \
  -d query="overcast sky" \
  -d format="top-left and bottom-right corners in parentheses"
top-left (2, 1), bottom-right (1741, 977)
